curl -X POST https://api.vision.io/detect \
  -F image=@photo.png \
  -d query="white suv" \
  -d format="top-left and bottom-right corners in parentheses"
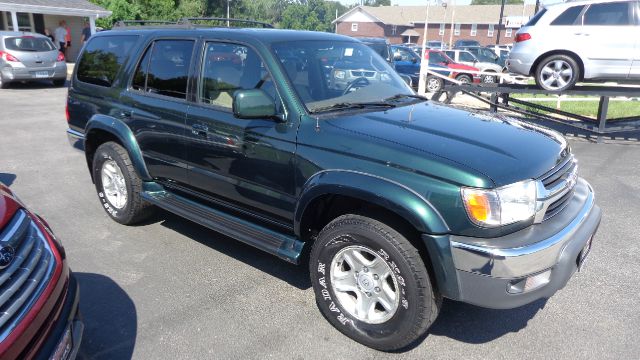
top-left (507, 0), bottom-right (640, 91)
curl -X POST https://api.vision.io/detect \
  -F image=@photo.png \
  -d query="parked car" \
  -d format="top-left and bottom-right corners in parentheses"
top-left (391, 45), bottom-right (451, 90)
top-left (67, 24), bottom-right (601, 351)
top-left (426, 40), bottom-right (447, 49)
top-left (508, 0), bottom-right (640, 91)
top-left (453, 39), bottom-right (481, 47)
top-left (446, 49), bottom-right (503, 83)
top-left (356, 37), bottom-right (393, 64)
top-left (0, 182), bottom-right (82, 359)
top-left (0, 32), bottom-right (67, 88)
top-left (456, 45), bottom-right (505, 67)
top-left (425, 49), bottom-right (482, 84)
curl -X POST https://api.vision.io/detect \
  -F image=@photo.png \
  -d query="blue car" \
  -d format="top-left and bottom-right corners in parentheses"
top-left (391, 45), bottom-right (450, 91)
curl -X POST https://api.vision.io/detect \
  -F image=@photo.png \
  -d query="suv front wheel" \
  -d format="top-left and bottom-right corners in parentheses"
top-left (535, 54), bottom-right (580, 91)
top-left (309, 214), bottom-right (440, 351)
top-left (92, 141), bottom-right (154, 224)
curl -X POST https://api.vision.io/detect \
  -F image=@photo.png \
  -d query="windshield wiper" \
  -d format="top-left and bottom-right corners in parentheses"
top-left (311, 101), bottom-right (396, 113)
top-left (383, 93), bottom-right (429, 102)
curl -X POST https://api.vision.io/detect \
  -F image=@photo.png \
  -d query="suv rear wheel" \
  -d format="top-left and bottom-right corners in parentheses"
top-left (535, 54), bottom-right (579, 91)
top-left (309, 214), bottom-right (440, 351)
top-left (92, 141), bottom-right (154, 224)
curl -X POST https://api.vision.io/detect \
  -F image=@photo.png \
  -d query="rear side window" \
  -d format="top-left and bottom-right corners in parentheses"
top-left (584, 2), bottom-right (632, 25)
top-left (459, 52), bottom-right (476, 62)
top-left (77, 35), bottom-right (139, 87)
top-left (551, 6), bottom-right (585, 25)
top-left (4, 37), bottom-right (55, 51)
top-left (132, 40), bottom-right (194, 99)
top-left (525, 8), bottom-right (547, 26)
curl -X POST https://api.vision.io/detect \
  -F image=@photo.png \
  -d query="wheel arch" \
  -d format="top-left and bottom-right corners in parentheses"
top-left (531, 50), bottom-right (585, 81)
top-left (84, 115), bottom-right (151, 182)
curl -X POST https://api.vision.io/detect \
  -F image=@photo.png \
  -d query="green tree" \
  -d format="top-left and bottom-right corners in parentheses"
top-left (363, 0), bottom-right (391, 6)
top-left (470, 0), bottom-right (524, 5)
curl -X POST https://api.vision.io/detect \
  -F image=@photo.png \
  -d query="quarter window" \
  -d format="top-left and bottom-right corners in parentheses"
top-left (77, 35), bottom-right (139, 87)
top-left (583, 2), bottom-right (631, 26)
top-left (132, 40), bottom-right (194, 99)
top-left (551, 5), bottom-right (585, 26)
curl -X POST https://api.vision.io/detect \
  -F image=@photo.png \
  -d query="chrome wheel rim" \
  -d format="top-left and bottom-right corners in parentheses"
top-left (482, 74), bottom-right (495, 83)
top-left (458, 77), bottom-right (470, 84)
top-left (540, 60), bottom-right (573, 90)
top-left (427, 78), bottom-right (440, 92)
top-left (330, 245), bottom-right (400, 324)
top-left (101, 160), bottom-right (128, 209)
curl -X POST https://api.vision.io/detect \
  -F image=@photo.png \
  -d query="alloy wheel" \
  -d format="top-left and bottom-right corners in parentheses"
top-left (540, 60), bottom-right (573, 90)
top-left (101, 159), bottom-right (128, 209)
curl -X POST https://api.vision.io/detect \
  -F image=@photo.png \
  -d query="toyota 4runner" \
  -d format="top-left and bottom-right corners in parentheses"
top-left (66, 19), bottom-right (601, 351)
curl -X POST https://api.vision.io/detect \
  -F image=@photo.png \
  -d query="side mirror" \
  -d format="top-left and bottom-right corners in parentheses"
top-left (233, 89), bottom-right (277, 120)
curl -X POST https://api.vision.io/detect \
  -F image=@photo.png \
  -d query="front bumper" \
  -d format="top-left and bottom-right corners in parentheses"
top-left (447, 178), bottom-right (601, 309)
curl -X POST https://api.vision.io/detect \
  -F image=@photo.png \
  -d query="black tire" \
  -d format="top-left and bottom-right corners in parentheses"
top-left (456, 74), bottom-right (472, 84)
top-left (92, 141), bottom-right (154, 225)
top-left (426, 76), bottom-right (443, 93)
top-left (309, 214), bottom-right (440, 351)
top-left (0, 77), bottom-right (8, 89)
top-left (535, 54), bottom-right (580, 92)
top-left (52, 79), bottom-right (66, 87)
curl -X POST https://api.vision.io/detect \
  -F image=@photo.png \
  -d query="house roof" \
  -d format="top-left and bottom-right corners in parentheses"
top-left (400, 28), bottom-right (420, 37)
top-left (335, 5), bottom-right (537, 26)
top-left (0, 0), bottom-right (111, 17)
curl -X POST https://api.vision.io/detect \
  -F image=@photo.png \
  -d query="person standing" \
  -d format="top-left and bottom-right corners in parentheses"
top-left (44, 28), bottom-right (55, 43)
top-left (64, 21), bottom-right (72, 52)
top-left (54, 21), bottom-right (66, 55)
top-left (80, 21), bottom-right (92, 44)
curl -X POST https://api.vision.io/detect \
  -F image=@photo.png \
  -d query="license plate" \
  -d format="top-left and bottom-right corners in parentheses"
top-left (578, 235), bottom-right (594, 271)
top-left (34, 71), bottom-right (50, 78)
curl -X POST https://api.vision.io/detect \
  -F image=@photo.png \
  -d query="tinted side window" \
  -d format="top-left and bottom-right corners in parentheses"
top-left (77, 35), bottom-right (139, 87)
top-left (144, 40), bottom-right (194, 99)
top-left (584, 2), bottom-right (631, 25)
top-left (132, 44), bottom-right (153, 91)
top-left (551, 6), bottom-right (585, 25)
top-left (459, 52), bottom-right (476, 62)
top-left (199, 42), bottom-right (267, 109)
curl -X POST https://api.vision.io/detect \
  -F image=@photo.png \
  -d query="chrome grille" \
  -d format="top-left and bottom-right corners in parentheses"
top-left (535, 156), bottom-right (578, 223)
top-left (351, 70), bottom-right (376, 78)
top-left (0, 210), bottom-right (56, 341)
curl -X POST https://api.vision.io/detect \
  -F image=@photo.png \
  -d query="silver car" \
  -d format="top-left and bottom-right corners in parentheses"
top-left (0, 31), bottom-right (67, 88)
top-left (507, 0), bottom-right (640, 91)
top-left (445, 49), bottom-right (504, 83)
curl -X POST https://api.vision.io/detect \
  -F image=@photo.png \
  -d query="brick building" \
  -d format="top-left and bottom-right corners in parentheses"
top-left (334, 5), bottom-right (536, 46)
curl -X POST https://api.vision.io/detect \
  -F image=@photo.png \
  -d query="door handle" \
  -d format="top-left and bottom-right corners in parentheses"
top-left (192, 123), bottom-right (208, 137)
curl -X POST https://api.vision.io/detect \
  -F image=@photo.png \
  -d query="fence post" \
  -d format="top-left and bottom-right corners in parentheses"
top-left (597, 96), bottom-right (609, 143)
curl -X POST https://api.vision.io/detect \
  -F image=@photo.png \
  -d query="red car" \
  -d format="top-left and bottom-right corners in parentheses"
top-left (424, 49), bottom-right (481, 84)
top-left (0, 182), bottom-right (82, 360)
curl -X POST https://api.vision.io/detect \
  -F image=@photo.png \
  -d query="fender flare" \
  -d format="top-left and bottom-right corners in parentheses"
top-left (294, 170), bottom-right (449, 236)
top-left (85, 114), bottom-right (152, 181)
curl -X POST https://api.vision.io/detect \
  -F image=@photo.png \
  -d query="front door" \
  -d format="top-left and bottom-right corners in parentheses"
top-left (185, 41), bottom-right (298, 226)
top-left (121, 39), bottom-right (196, 185)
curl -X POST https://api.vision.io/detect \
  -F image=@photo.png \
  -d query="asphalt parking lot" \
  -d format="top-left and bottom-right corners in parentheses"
top-left (1, 82), bottom-right (639, 360)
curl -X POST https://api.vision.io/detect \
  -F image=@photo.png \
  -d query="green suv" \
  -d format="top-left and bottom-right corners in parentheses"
top-left (66, 21), bottom-right (601, 351)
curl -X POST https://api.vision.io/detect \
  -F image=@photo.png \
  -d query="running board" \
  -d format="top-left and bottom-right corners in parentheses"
top-left (141, 190), bottom-right (304, 264)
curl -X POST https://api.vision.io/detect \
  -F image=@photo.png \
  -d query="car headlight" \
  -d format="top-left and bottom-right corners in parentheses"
top-left (461, 179), bottom-right (536, 227)
top-left (334, 70), bottom-right (346, 79)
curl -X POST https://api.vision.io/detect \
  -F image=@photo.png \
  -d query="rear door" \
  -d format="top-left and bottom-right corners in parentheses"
top-left (119, 38), bottom-right (196, 185)
top-left (580, 1), bottom-right (635, 79)
top-left (393, 47), bottom-right (420, 77)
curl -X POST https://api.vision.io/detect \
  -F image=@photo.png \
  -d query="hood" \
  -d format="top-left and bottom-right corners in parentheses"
top-left (447, 62), bottom-right (478, 71)
top-left (322, 102), bottom-right (569, 187)
top-left (0, 183), bottom-right (21, 229)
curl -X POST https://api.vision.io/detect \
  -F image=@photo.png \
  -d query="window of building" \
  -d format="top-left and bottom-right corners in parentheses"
top-left (454, 23), bottom-right (461, 36)
top-left (470, 24), bottom-right (477, 36)
top-left (505, 28), bottom-right (512, 37)
top-left (551, 5), bottom-right (585, 26)
top-left (77, 35), bottom-right (139, 87)
top-left (439, 23), bottom-right (445, 36)
top-left (351, 23), bottom-right (358, 32)
top-left (392, 25), bottom-right (397, 35)
top-left (583, 2), bottom-right (631, 26)
top-left (488, 24), bottom-right (495, 37)
top-left (3, 12), bottom-right (33, 32)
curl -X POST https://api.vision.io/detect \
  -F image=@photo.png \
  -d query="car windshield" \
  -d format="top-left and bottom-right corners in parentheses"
top-left (363, 42), bottom-right (390, 61)
top-left (4, 36), bottom-right (55, 52)
top-left (272, 40), bottom-right (412, 113)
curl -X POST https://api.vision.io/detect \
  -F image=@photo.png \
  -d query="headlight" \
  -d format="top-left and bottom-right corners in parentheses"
top-left (334, 70), bottom-right (346, 79)
top-left (461, 179), bottom-right (536, 227)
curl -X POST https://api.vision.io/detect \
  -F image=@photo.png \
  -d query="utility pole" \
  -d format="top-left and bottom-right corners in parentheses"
top-left (441, 2), bottom-right (447, 46)
top-left (495, 0), bottom-right (506, 45)
top-left (227, 0), bottom-right (230, 27)
top-left (448, 0), bottom-right (455, 49)
top-left (418, 0), bottom-right (432, 94)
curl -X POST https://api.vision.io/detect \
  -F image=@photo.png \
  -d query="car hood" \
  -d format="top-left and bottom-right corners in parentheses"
top-left (0, 183), bottom-right (21, 229)
top-left (323, 102), bottom-right (569, 187)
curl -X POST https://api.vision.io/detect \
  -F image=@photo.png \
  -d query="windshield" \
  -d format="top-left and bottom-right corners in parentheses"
top-left (272, 40), bottom-right (412, 113)
top-left (363, 42), bottom-right (390, 61)
top-left (4, 37), bottom-right (55, 52)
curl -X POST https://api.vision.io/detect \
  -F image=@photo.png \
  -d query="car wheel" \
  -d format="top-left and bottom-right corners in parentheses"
top-left (92, 141), bottom-right (155, 225)
top-left (482, 73), bottom-right (497, 84)
top-left (535, 54), bottom-right (579, 91)
top-left (310, 214), bottom-right (440, 351)
top-left (0, 76), bottom-right (8, 89)
top-left (456, 74), bottom-right (472, 84)
top-left (426, 76), bottom-right (443, 93)
top-left (52, 79), bottom-right (66, 87)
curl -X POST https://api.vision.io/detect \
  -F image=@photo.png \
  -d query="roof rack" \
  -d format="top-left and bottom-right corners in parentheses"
top-left (179, 17), bottom-right (274, 29)
top-left (113, 17), bottom-right (274, 30)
